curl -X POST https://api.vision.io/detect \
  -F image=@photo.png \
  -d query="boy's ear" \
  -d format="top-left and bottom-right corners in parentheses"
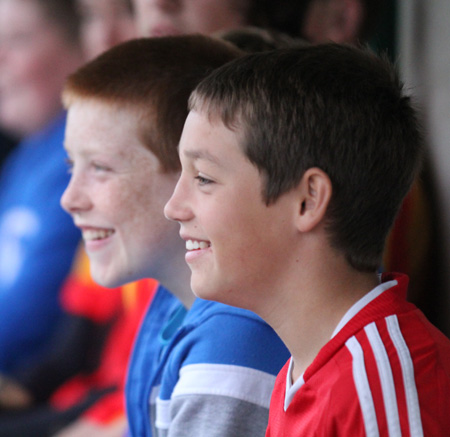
top-left (296, 167), bottom-right (332, 233)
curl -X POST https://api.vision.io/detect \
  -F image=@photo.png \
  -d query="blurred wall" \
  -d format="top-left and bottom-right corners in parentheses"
top-left (398, 0), bottom-right (450, 335)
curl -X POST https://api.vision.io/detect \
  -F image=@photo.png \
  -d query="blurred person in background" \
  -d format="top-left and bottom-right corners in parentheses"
top-left (0, 0), bottom-right (82, 381)
top-left (300, 0), bottom-right (387, 44)
top-left (0, 1), bottom-right (141, 436)
top-left (78, 0), bottom-right (137, 60)
top-left (132, 0), bottom-right (386, 44)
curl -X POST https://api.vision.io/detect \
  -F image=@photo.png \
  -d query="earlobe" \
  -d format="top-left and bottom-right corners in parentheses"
top-left (297, 168), bottom-right (332, 233)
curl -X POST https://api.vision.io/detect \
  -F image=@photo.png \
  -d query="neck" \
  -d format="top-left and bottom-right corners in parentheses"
top-left (154, 247), bottom-right (195, 309)
top-left (259, 244), bottom-right (378, 382)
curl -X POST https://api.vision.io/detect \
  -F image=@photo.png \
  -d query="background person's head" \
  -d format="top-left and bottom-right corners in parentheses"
top-left (301, 0), bottom-right (389, 45)
top-left (133, 0), bottom-right (248, 37)
top-left (132, 0), bottom-right (387, 45)
top-left (77, 0), bottom-right (137, 60)
top-left (0, 0), bottom-right (82, 137)
top-left (183, 44), bottom-right (423, 274)
top-left (60, 36), bottom-right (242, 289)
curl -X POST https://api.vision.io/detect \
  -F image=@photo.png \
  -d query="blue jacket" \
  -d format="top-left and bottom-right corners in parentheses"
top-left (0, 112), bottom-right (80, 374)
top-left (126, 285), bottom-right (289, 436)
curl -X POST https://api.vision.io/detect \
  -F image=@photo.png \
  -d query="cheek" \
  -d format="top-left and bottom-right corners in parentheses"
top-left (124, 198), bottom-right (179, 268)
top-left (114, 178), bottom-right (162, 233)
top-left (91, 180), bottom-right (128, 224)
top-left (1, 51), bottom-right (34, 87)
top-left (13, 47), bottom-right (64, 104)
top-left (16, 39), bottom-right (54, 77)
top-left (211, 206), bottom-right (273, 269)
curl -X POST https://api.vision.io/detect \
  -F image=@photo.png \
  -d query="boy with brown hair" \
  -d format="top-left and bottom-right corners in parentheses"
top-left (165, 43), bottom-right (450, 435)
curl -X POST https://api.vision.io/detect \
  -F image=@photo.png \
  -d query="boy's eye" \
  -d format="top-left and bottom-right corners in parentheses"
top-left (92, 162), bottom-right (111, 172)
top-left (195, 175), bottom-right (213, 186)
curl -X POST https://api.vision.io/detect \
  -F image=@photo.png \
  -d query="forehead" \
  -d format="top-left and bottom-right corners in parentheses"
top-left (179, 110), bottom-right (246, 166)
top-left (67, 98), bottom-right (137, 127)
top-left (65, 100), bottom-right (145, 153)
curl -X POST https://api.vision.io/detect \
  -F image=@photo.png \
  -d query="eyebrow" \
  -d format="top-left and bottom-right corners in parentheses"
top-left (182, 149), bottom-right (222, 167)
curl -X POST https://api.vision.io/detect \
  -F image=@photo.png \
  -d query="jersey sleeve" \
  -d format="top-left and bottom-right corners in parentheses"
top-left (166, 390), bottom-right (270, 437)
top-left (157, 311), bottom-right (289, 437)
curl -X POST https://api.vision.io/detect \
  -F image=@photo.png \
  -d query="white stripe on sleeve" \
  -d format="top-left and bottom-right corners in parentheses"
top-left (172, 363), bottom-right (276, 409)
top-left (365, 322), bottom-right (401, 436)
top-left (346, 336), bottom-right (380, 437)
top-left (386, 315), bottom-right (424, 437)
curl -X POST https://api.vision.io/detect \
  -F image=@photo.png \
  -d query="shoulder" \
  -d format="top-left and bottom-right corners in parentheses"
top-left (186, 299), bottom-right (273, 335)
top-left (181, 300), bottom-right (290, 373)
top-left (339, 311), bottom-right (450, 434)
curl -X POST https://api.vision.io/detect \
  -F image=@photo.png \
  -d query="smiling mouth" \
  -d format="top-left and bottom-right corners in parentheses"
top-left (186, 239), bottom-right (210, 251)
top-left (82, 229), bottom-right (115, 241)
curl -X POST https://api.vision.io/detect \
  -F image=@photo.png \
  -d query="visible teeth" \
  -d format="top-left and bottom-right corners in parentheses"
top-left (186, 239), bottom-right (209, 250)
top-left (186, 240), bottom-right (198, 250)
top-left (83, 229), bottom-right (114, 241)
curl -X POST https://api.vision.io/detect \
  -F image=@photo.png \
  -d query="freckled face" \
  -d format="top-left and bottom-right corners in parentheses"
top-left (164, 111), bottom-right (299, 311)
top-left (61, 100), bottom-right (181, 287)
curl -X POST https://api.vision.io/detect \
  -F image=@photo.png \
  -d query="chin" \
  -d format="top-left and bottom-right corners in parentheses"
top-left (90, 267), bottom-right (122, 289)
top-left (191, 280), bottom-right (227, 305)
top-left (190, 280), bottom-right (212, 301)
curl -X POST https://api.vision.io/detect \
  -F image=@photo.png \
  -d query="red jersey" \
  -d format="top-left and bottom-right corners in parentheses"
top-left (267, 273), bottom-right (450, 436)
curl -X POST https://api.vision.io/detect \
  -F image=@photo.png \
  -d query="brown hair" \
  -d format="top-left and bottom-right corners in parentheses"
top-left (63, 35), bottom-right (242, 172)
top-left (190, 43), bottom-right (423, 271)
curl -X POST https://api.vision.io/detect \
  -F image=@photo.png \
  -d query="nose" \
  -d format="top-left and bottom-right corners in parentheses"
top-left (60, 173), bottom-right (92, 215)
top-left (164, 176), bottom-right (192, 223)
